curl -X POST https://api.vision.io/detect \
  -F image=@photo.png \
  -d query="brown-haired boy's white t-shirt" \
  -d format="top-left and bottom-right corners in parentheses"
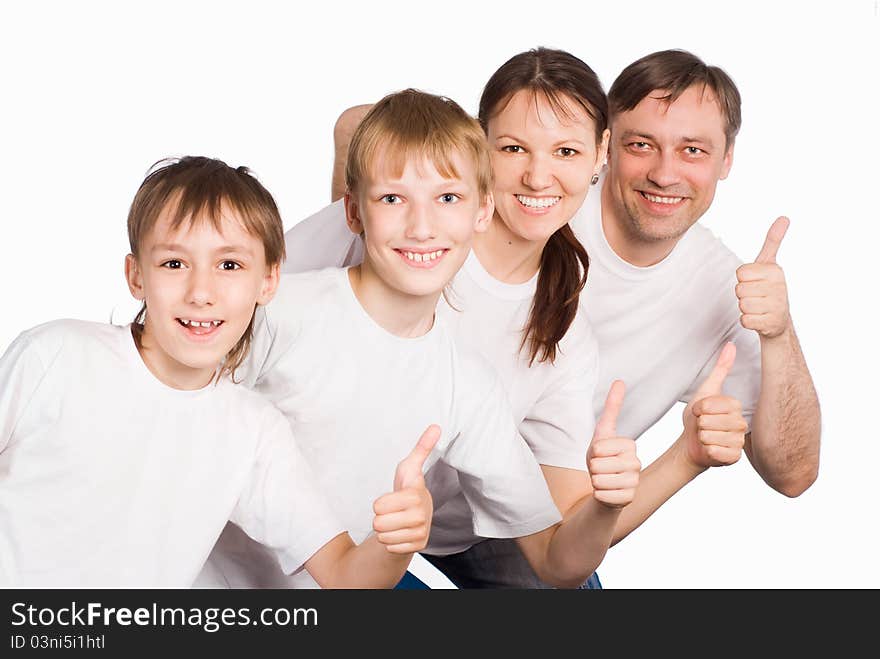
top-left (0, 320), bottom-right (345, 587)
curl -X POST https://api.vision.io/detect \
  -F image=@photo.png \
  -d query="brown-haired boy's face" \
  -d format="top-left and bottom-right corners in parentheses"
top-left (605, 84), bottom-right (734, 246)
top-left (345, 149), bottom-right (492, 302)
top-left (124, 203), bottom-right (279, 389)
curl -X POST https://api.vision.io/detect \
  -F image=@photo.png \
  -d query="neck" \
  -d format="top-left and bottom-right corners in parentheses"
top-left (472, 212), bottom-right (545, 283)
top-left (348, 264), bottom-right (438, 338)
top-left (600, 181), bottom-right (682, 267)
top-left (136, 328), bottom-right (215, 391)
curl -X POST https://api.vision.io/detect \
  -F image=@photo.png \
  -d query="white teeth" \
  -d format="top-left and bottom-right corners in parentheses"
top-left (516, 195), bottom-right (561, 209)
top-left (402, 250), bottom-right (444, 262)
top-left (643, 193), bottom-right (683, 204)
top-left (180, 319), bottom-right (222, 327)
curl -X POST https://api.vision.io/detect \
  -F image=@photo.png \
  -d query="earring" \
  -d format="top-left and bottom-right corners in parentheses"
top-left (590, 173), bottom-right (600, 185)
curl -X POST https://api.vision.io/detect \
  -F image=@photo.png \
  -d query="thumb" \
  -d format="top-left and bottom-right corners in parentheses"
top-left (693, 342), bottom-right (736, 399)
top-left (594, 380), bottom-right (625, 439)
top-left (394, 424), bottom-right (441, 491)
top-left (755, 216), bottom-right (790, 264)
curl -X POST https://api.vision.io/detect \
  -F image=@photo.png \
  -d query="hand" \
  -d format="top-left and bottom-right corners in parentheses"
top-left (587, 381), bottom-right (640, 509)
top-left (735, 216), bottom-right (792, 339)
top-left (372, 424), bottom-right (440, 554)
top-left (681, 343), bottom-right (747, 469)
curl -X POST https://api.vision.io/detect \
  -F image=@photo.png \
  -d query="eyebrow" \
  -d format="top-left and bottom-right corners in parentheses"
top-left (494, 134), bottom-right (588, 147)
top-left (618, 129), bottom-right (716, 147)
top-left (150, 243), bottom-right (254, 255)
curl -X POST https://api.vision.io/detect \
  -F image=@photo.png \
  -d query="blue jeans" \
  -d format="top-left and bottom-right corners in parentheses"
top-left (422, 538), bottom-right (602, 589)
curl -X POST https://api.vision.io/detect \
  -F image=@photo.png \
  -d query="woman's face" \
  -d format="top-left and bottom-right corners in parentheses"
top-left (486, 89), bottom-right (607, 246)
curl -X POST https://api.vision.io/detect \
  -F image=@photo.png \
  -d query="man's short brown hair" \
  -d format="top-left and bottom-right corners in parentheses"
top-left (609, 49), bottom-right (742, 148)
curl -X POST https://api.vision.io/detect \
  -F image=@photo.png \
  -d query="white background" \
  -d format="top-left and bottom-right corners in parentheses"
top-left (1, 1), bottom-right (877, 588)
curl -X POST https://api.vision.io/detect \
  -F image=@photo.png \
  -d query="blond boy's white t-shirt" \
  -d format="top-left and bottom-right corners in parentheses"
top-left (282, 186), bottom-right (762, 444)
top-left (0, 320), bottom-right (345, 587)
top-left (200, 268), bottom-right (562, 588)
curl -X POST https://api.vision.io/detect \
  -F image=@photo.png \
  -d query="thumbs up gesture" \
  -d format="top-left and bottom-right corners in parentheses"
top-left (735, 217), bottom-right (792, 339)
top-left (587, 381), bottom-right (641, 509)
top-left (681, 343), bottom-right (748, 469)
top-left (372, 425), bottom-right (440, 554)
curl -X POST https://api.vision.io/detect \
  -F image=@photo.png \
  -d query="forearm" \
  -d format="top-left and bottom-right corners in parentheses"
top-left (749, 323), bottom-right (821, 496)
top-left (532, 498), bottom-right (622, 588)
top-left (611, 437), bottom-right (705, 545)
top-left (314, 534), bottom-right (411, 589)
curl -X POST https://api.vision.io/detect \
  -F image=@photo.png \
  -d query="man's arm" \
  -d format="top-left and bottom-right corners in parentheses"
top-left (736, 217), bottom-right (821, 497)
top-left (330, 104), bottom-right (374, 202)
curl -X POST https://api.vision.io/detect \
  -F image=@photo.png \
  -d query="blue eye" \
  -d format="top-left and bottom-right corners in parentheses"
top-left (439, 193), bottom-right (460, 204)
top-left (380, 194), bottom-right (402, 204)
top-left (685, 146), bottom-right (705, 156)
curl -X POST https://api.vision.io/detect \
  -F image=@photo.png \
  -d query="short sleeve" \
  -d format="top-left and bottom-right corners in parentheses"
top-left (0, 332), bottom-right (50, 453)
top-left (441, 356), bottom-right (561, 540)
top-left (519, 319), bottom-right (598, 471)
top-left (230, 410), bottom-right (347, 576)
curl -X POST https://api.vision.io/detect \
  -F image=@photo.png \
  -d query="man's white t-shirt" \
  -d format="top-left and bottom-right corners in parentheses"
top-left (0, 320), bottom-right (345, 587)
top-left (571, 172), bottom-right (761, 440)
top-left (282, 181), bottom-right (761, 443)
top-left (200, 268), bottom-right (564, 588)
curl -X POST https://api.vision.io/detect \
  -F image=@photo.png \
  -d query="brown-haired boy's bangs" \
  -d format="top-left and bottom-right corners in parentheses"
top-left (129, 158), bottom-right (284, 266)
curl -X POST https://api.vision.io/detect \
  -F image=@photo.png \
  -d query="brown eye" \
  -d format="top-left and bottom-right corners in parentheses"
top-left (220, 261), bottom-right (241, 271)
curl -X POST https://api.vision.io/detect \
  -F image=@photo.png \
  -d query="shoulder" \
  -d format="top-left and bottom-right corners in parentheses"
top-left (267, 268), bottom-right (349, 320)
top-left (282, 200), bottom-right (360, 273)
top-left (681, 223), bottom-right (744, 271)
top-left (9, 319), bottom-right (121, 360)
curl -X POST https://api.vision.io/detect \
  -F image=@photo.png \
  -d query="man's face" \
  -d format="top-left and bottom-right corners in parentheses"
top-left (605, 84), bottom-right (734, 245)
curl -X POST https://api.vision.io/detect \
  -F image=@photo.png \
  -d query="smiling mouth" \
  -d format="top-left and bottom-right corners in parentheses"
top-left (177, 318), bottom-right (224, 336)
top-left (395, 248), bottom-right (448, 268)
top-left (515, 194), bottom-right (561, 210)
top-left (639, 191), bottom-right (685, 205)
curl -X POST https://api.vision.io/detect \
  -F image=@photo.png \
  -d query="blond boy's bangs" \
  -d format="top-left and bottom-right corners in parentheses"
top-left (346, 89), bottom-right (493, 197)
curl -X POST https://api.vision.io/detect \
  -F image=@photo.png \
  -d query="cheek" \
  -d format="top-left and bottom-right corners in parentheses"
top-left (491, 158), bottom-right (522, 192)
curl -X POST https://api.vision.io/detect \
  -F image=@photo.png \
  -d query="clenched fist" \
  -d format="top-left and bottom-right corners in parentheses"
top-left (681, 342), bottom-right (748, 468)
top-left (372, 424), bottom-right (440, 555)
top-left (735, 216), bottom-right (792, 339)
top-left (587, 381), bottom-right (640, 508)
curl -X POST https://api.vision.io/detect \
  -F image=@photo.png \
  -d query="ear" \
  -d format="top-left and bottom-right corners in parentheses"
top-left (719, 142), bottom-right (735, 180)
top-left (256, 262), bottom-right (280, 306)
top-left (124, 254), bottom-right (145, 300)
top-left (344, 192), bottom-right (364, 235)
top-left (473, 191), bottom-right (494, 234)
top-left (594, 128), bottom-right (611, 173)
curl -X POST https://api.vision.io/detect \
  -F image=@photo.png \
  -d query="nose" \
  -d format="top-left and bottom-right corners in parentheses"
top-left (646, 150), bottom-right (680, 189)
top-left (522, 153), bottom-right (554, 190)
top-left (405, 201), bottom-right (435, 242)
top-left (185, 266), bottom-right (216, 306)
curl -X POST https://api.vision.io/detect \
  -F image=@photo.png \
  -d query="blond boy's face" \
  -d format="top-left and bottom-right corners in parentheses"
top-left (488, 89), bottom-right (608, 247)
top-left (125, 203), bottom-right (278, 389)
top-left (345, 150), bottom-right (493, 300)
